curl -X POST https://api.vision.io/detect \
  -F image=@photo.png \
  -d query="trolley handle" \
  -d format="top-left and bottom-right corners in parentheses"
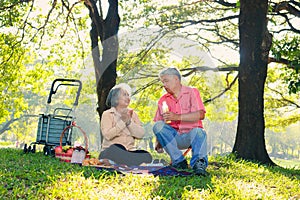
top-left (53, 108), bottom-right (73, 117)
top-left (47, 79), bottom-right (82, 106)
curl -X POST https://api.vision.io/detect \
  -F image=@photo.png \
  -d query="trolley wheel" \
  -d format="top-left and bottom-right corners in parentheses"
top-left (32, 144), bottom-right (36, 153)
top-left (27, 145), bottom-right (32, 152)
top-left (50, 147), bottom-right (55, 156)
top-left (43, 145), bottom-right (51, 156)
top-left (23, 143), bottom-right (28, 153)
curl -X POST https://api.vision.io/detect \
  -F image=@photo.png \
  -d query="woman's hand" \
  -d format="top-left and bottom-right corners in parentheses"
top-left (120, 108), bottom-right (133, 123)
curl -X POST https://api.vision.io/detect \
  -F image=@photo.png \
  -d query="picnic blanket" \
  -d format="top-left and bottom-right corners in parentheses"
top-left (82, 158), bottom-right (193, 176)
top-left (94, 164), bottom-right (193, 176)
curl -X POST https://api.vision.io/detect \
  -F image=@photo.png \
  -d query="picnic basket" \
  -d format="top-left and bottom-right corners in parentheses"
top-left (55, 122), bottom-right (90, 163)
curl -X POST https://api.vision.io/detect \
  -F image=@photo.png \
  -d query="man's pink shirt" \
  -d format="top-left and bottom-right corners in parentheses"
top-left (153, 85), bottom-right (206, 134)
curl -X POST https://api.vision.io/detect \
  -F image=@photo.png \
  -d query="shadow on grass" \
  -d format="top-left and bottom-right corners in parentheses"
top-left (237, 156), bottom-right (300, 181)
top-left (152, 174), bottom-right (212, 199)
top-left (216, 153), bottom-right (300, 182)
top-left (267, 164), bottom-right (300, 181)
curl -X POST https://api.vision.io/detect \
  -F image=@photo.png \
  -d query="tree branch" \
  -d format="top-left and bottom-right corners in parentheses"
top-left (0, 114), bottom-right (39, 135)
top-left (181, 66), bottom-right (238, 76)
top-left (270, 1), bottom-right (300, 34)
top-left (84, 0), bottom-right (104, 42)
top-left (268, 57), bottom-right (298, 70)
top-left (171, 14), bottom-right (239, 27)
top-left (267, 86), bottom-right (300, 108)
top-left (204, 74), bottom-right (238, 104)
top-left (60, 0), bottom-right (81, 38)
top-left (132, 79), bottom-right (160, 96)
top-left (215, 0), bottom-right (237, 8)
top-left (273, 1), bottom-right (300, 17)
top-left (0, 0), bottom-right (31, 12)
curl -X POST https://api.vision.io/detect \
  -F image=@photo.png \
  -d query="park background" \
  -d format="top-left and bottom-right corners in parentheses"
top-left (1, 0), bottom-right (300, 199)
top-left (0, 1), bottom-right (300, 167)
top-left (0, 0), bottom-right (299, 166)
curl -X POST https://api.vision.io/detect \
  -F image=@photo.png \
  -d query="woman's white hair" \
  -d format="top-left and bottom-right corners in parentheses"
top-left (106, 83), bottom-right (132, 107)
top-left (113, 83), bottom-right (132, 96)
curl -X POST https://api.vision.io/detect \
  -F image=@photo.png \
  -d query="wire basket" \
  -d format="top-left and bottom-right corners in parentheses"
top-left (55, 122), bottom-right (90, 163)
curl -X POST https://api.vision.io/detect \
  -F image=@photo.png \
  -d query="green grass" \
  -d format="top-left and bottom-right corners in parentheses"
top-left (0, 148), bottom-right (299, 199)
top-left (272, 157), bottom-right (300, 169)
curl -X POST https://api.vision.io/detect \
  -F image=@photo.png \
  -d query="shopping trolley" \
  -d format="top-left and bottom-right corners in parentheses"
top-left (23, 78), bottom-right (82, 156)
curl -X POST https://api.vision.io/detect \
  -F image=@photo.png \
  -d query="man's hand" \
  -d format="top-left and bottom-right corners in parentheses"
top-left (162, 111), bottom-right (179, 122)
top-left (163, 110), bottom-right (205, 122)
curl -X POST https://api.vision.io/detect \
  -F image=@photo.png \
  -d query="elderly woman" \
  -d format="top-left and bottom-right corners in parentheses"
top-left (99, 83), bottom-right (152, 166)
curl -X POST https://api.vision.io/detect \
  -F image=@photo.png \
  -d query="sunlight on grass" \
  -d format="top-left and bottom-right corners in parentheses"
top-left (0, 148), bottom-right (299, 199)
top-left (44, 171), bottom-right (160, 199)
top-left (272, 158), bottom-right (300, 169)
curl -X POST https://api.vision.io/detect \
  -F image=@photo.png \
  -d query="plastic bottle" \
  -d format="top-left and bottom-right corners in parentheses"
top-left (162, 101), bottom-right (171, 123)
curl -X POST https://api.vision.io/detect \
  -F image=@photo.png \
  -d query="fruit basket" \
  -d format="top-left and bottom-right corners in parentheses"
top-left (55, 122), bottom-right (90, 163)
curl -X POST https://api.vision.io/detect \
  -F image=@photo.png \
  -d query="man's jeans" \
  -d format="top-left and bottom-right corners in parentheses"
top-left (153, 120), bottom-right (208, 168)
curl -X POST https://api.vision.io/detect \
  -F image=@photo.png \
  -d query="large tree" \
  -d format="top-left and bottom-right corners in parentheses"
top-left (233, 0), bottom-right (274, 164)
top-left (83, 0), bottom-right (119, 120)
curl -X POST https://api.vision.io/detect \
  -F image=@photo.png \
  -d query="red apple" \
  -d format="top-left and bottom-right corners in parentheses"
top-left (65, 148), bottom-right (74, 156)
top-left (55, 146), bottom-right (63, 154)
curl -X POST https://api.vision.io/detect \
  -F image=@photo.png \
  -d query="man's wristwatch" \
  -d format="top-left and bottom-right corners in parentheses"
top-left (125, 119), bottom-right (131, 126)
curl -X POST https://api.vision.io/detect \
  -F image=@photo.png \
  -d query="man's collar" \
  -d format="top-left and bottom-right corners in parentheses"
top-left (166, 85), bottom-right (189, 99)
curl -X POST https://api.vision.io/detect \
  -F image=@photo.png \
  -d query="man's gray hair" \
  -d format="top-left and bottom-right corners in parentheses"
top-left (159, 67), bottom-right (181, 81)
top-left (106, 83), bottom-right (132, 107)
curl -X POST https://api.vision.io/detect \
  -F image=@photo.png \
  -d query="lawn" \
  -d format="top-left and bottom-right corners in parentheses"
top-left (0, 148), bottom-right (299, 199)
top-left (272, 157), bottom-right (300, 169)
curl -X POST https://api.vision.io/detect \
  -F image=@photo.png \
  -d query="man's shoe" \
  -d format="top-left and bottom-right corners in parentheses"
top-left (193, 158), bottom-right (208, 176)
top-left (172, 159), bottom-right (188, 169)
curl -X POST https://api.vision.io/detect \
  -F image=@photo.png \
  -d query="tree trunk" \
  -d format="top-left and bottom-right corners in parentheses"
top-left (233, 0), bottom-right (275, 165)
top-left (84, 0), bottom-right (120, 145)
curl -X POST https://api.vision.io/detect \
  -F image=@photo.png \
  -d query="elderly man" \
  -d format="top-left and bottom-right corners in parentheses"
top-left (153, 67), bottom-right (208, 176)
